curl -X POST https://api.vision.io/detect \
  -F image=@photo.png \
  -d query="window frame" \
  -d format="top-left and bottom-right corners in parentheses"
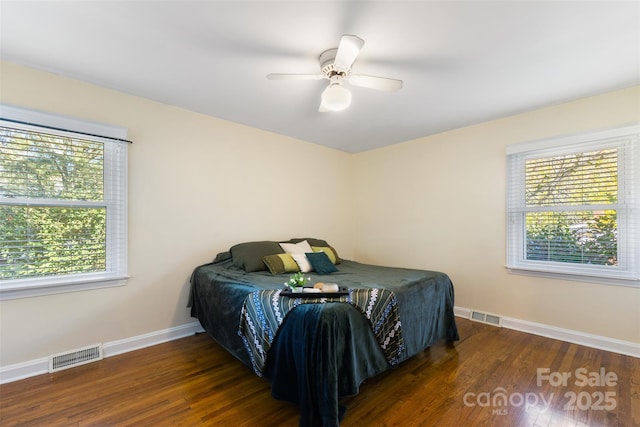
top-left (0, 105), bottom-right (128, 300)
top-left (506, 124), bottom-right (640, 287)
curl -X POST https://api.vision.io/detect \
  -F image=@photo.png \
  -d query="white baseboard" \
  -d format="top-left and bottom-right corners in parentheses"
top-left (0, 321), bottom-right (205, 384)
top-left (102, 321), bottom-right (204, 357)
top-left (0, 356), bottom-right (49, 385)
top-left (3, 310), bottom-right (637, 385)
top-left (454, 306), bottom-right (639, 358)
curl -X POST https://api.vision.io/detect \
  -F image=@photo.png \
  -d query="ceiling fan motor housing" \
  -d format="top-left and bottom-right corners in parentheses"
top-left (320, 48), bottom-right (350, 78)
top-left (265, 35), bottom-right (401, 112)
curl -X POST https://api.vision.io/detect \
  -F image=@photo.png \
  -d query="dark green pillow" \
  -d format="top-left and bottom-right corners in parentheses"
top-left (306, 251), bottom-right (338, 274)
top-left (286, 237), bottom-right (330, 247)
top-left (230, 241), bottom-right (284, 272)
top-left (213, 251), bottom-right (232, 264)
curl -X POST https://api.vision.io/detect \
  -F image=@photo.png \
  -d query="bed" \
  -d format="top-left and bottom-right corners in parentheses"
top-left (189, 238), bottom-right (459, 426)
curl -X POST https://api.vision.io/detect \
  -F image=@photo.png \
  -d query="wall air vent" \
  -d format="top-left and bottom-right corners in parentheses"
top-left (469, 310), bottom-right (502, 327)
top-left (48, 344), bottom-right (103, 373)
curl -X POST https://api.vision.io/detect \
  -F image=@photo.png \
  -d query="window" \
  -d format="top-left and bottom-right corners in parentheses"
top-left (0, 105), bottom-right (128, 299)
top-left (506, 125), bottom-right (639, 286)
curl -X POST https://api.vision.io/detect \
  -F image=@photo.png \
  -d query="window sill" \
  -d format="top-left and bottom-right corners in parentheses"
top-left (0, 274), bottom-right (129, 300)
top-left (506, 266), bottom-right (639, 288)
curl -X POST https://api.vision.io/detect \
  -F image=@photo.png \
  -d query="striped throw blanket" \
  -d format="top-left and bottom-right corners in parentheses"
top-left (238, 288), bottom-right (405, 376)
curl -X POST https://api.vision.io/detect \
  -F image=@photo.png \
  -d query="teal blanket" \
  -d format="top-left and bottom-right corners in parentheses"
top-left (190, 259), bottom-right (458, 426)
top-left (239, 288), bottom-right (405, 376)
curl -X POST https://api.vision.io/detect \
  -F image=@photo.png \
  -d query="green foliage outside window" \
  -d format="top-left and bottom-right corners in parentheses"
top-left (0, 127), bottom-right (107, 279)
top-left (524, 149), bottom-right (618, 266)
top-left (525, 211), bottom-right (617, 265)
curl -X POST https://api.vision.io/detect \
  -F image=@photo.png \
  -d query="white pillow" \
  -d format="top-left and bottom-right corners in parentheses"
top-left (291, 253), bottom-right (313, 273)
top-left (279, 240), bottom-right (313, 254)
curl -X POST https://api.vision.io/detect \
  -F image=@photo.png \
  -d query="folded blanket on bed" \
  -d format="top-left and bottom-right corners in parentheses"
top-left (239, 288), bottom-right (406, 376)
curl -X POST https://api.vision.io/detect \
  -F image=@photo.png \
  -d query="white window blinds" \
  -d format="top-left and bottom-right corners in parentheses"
top-left (0, 106), bottom-right (128, 299)
top-left (506, 125), bottom-right (639, 285)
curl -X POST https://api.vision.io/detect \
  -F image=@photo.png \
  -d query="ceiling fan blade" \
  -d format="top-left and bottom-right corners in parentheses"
top-left (267, 73), bottom-right (324, 80)
top-left (333, 35), bottom-right (365, 72)
top-left (348, 74), bottom-right (403, 92)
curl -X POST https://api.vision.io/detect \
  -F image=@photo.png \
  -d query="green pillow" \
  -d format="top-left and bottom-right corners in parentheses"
top-left (213, 251), bottom-right (232, 264)
top-left (306, 251), bottom-right (338, 274)
top-left (230, 241), bottom-right (284, 272)
top-left (263, 253), bottom-right (300, 274)
top-left (311, 246), bottom-right (340, 264)
top-left (285, 237), bottom-right (330, 247)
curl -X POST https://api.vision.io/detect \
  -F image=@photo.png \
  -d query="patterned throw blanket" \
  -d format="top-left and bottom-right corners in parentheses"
top-left (238, 288), bottom-right (405, 376)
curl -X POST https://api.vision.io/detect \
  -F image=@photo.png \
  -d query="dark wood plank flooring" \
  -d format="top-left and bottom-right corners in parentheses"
top-left (1, 318), bottom-right (638, 426)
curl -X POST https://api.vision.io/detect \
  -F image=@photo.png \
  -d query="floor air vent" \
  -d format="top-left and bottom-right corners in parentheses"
top-left (470, 310), bottom-right (502, 327)
top-left (49, 344), bottom-right (103, 373)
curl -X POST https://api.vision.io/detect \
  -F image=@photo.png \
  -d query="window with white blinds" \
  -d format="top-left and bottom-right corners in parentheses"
top-left (506, 125), bottom-right (639, 286)
top-left (0, 106), bottom-right (128, 299)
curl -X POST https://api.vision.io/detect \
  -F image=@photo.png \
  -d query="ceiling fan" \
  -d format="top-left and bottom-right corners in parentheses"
top-left (267, 35), bottom-right (403, 112)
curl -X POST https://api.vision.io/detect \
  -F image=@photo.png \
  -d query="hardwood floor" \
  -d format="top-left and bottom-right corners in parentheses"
top-left (1, 318), bottom-right (638, 426)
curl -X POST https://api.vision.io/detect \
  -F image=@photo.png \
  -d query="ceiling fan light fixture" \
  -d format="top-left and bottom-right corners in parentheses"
top-left (321, 83), bottom-right (352, 111)
top-left (268, 35), bottom-right (402, 112)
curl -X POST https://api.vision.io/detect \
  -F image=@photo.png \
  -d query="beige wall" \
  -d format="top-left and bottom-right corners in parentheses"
top-left (1, 61), bottom-right (638, 369)
top-left (352, 85), bottom-right (640, 344)
top-left (0, 62), bottom-right (354, 366)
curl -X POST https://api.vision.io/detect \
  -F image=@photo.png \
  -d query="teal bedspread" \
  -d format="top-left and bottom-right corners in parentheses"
top-left (189, 259), bottom-right (459, 426)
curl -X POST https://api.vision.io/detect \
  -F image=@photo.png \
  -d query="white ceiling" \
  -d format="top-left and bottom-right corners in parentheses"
top-left (1, 1), bottom-right (639, 153)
